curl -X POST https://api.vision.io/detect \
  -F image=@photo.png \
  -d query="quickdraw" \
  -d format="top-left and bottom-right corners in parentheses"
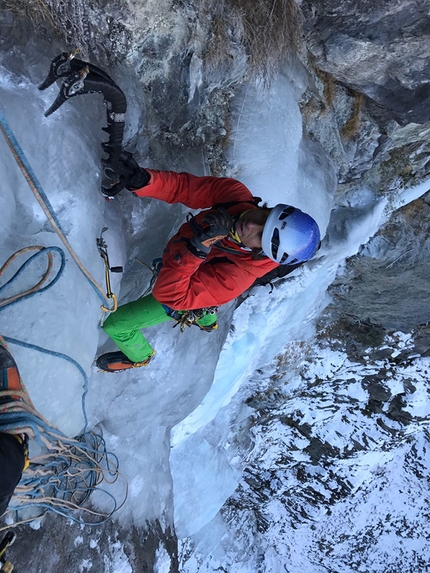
top-left (39, 49), bottom-right (128, 198)
top-left (96, 228), bottom-right (123, 313)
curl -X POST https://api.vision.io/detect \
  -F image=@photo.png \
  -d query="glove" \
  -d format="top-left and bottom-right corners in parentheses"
top-left (189, 208), bottom-right (233, 256)
top-left (102, 151), bottom-right (150, 198)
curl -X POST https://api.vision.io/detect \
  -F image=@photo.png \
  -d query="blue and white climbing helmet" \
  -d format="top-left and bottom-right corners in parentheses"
top-left (261, 204), bottom-right (320, 265)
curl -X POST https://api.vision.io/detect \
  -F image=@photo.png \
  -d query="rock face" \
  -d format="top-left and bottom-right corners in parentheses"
top-left (298, 0), bottom-right (430, 210)
top-left (9, 516), bottom-right (178, 573)
top-left (329, 195), bottom-right (430, 332)
top-left (300, 0), bottom-right (430, 124)
top-left (11, 0), bottom-right (430, 187)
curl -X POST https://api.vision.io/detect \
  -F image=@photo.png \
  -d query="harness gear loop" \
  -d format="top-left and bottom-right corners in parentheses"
top-left (96, 227), bottom-right (122, 313)
top-left (14, 434), bottom-right (30, 471)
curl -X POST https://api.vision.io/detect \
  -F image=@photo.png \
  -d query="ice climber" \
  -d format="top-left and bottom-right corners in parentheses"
top-left (96, 154), bottom-right (321, 372)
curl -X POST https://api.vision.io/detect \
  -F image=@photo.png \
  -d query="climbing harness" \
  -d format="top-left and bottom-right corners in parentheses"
top-left (39, 50), bottom-right (128, 198)
top-left (135, 257), bottom-right (219, 332)
top-left (96, 227), bottom-right (123, 312)
top-left (0, 531), bottom-right (16, 573)
top-left (171, 308), bottom-right (218, 333)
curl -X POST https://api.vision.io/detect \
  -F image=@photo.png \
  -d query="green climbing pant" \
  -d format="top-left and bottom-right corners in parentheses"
top-left (102, 294), bottom-right (217, 363)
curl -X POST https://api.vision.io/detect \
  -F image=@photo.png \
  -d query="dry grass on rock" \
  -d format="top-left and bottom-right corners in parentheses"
top-left (1, 0), bottom-right (58, 32)
top-left (200, 0), bottom-right (302, 78)
top-left (341, 92), bottom-right (364, 139)
top-left (3, 0), bottom-right (302, 79)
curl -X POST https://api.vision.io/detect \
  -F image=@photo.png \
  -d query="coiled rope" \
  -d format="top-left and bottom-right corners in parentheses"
top-left (0, 246), bottom-right (65, 310)
top-left (0, 251), bottom-right (127, 527)
top-left (0, 336), bottom-right (126, 529)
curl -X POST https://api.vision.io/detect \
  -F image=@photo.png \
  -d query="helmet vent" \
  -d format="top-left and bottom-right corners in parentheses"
top-left (279, 207), bottom-right (295, 220)
top-left (271, 227), bottom-right (280, 259)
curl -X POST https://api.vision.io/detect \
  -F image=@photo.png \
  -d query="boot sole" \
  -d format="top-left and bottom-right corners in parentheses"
top-left (95, 351), bottom-right (153, 373)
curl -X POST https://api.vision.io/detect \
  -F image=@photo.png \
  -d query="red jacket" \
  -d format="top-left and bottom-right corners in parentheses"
top-left (134, 170), bottom-right (279, 310)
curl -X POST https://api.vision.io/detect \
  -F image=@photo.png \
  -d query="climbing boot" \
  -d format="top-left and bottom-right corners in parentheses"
top-left (95, 350), bottom-right (154, 373)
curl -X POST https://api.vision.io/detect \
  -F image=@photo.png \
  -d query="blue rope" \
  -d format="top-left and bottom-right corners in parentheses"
top-left (0, 246), bottom-right (66, 310)
top-left (0, 109), bottom-right (64, 232)
top-left (0, 252), bottom-right (125, 523)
